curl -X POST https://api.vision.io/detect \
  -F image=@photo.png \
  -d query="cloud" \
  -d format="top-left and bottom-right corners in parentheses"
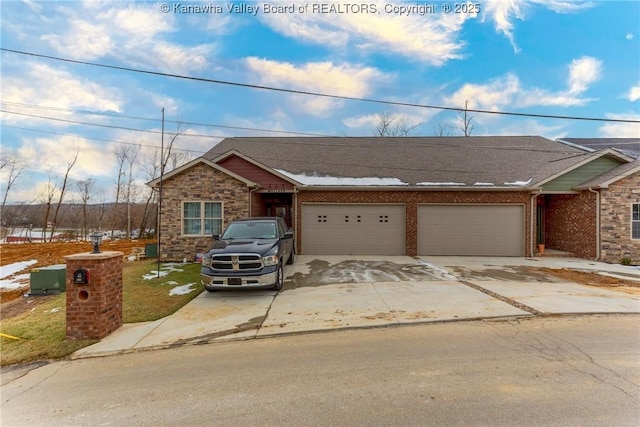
top-left (245, 58), bottom-right (387, 115)
top-left (598, 113), bottom-right (640, 138)
top-left (482, 0), bottom-right (594, 51)
top-left (259, 1), bottom-right (471, 65)
top-left (444, 57), bottom-right (602, 110)
top-left (35, 2), bottom-right (213, 74)
top-left (1, 61), bottom-right (123, 126)
top-left (627, 85), bottom-right (640, 102)
top-left (567, 56), bottom-right (602, 95)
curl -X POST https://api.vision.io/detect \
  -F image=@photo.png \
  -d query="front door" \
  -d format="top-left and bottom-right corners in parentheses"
top-left (271, 205), bottom-right (292, 227)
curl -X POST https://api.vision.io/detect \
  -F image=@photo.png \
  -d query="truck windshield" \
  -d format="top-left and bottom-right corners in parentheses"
top-left (221, 222), bottom-right (277, 239)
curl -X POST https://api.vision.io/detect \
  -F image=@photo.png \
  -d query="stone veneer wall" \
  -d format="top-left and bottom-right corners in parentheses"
top-left (544, 192), bottom-right (597, 260)
top-left (599, 172), bottom-right (640, 264)
top-left (160, 163), bottom-right (250, 261)
top-left (296, 190), bottom-right (533, 257)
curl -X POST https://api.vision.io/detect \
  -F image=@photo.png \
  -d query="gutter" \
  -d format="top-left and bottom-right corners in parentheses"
top-left (588, 187), bottom-right (601, 261)
top-left (530, 190), bottom-right (542, 258)
top-left (299, 185), bottom-right (534, 192)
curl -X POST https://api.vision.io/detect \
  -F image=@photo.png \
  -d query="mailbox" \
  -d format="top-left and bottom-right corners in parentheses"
top-left (73, 268), bottom-right (90, 285)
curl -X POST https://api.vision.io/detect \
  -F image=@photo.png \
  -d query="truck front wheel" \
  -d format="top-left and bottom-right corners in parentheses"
top-left (272, 263), bottom-right (284, 291)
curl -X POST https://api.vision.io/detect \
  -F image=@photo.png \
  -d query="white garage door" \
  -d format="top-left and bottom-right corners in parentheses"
top-left (302, 204), bottom-right (405, 255)
top-left (418, 204), bottom-right (524, 256)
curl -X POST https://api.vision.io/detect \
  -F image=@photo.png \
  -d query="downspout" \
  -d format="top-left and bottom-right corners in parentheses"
top-left (292, 187), bottom-right (299, 254)
top-left (530, 191), bottom-right (541, 257)
top-left (588, 187), bottom-right (601, 261)
top-left (249, 185), bottom-right (260, 218)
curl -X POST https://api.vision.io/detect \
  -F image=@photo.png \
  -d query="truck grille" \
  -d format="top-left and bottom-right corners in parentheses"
top-left (211, 254), bottom-right (263, 270)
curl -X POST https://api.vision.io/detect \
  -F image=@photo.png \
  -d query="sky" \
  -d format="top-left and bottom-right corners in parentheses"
top-left (1, 0), bottom-right (639, 204)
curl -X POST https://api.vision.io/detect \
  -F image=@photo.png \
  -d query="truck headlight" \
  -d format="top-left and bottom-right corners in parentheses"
top-left (262, 255), bottom-right (279, 266)
top-left (202, 254), bottom-right (212, 268)
top-left (262, 248), bottom-right (279, 266)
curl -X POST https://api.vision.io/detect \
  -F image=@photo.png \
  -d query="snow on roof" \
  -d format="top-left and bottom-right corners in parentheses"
top-left (417, 182), bottom-right (466, 186)
top-left (473, 182), bottom-right (495, 186)
top-left (275, 169), bottom-right (409, 186)
top-left (504, 178), bottom-right (533, 186)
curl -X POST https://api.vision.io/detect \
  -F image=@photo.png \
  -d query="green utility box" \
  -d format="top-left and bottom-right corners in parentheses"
top-left (145, 243), bottom-right (158, 258)
top-left (30, 264), bottom-right (66, 295)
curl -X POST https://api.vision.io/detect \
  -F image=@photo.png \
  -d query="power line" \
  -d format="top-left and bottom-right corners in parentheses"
top-left (3, 47), bottom-right (639, 124)
top-left (1, 101), bottom-right (334, 137)
top-left (2, 125), bottom-right (208, 155)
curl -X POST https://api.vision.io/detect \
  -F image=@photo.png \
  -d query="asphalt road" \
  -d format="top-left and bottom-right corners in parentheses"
top-left (2, 315), bottom-right (639, 426)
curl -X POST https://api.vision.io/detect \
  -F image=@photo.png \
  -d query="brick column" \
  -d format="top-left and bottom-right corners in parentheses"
top-left (64, 251), bottom-right (123, 340)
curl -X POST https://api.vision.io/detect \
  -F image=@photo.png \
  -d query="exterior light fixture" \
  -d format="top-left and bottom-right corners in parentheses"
top-left (90, 232), bottom-right (103, 254)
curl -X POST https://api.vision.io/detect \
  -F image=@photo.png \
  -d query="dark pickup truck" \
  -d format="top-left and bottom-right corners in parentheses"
top-left (200, 217), bottom-right (295, 291)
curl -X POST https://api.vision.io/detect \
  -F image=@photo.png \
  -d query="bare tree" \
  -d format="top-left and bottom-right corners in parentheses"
top-left (41, 175), bottom-right (57, 242)
top-left (431, 120), bottom-right (455, 136)
top-left (1, 155), bottom-right (27, 208)
top-left (76, 178), bottom-right (96, 240)
top-left (50, 153), bottom-right (78, 241)
top-left (122, 145), bottom-right (140, 239)
top-left (458, 100), bottom-right (474, 137)
top-left (111, 146), bottom-right (132, 237)
top-left (374, 112), bottom-right (422, 137)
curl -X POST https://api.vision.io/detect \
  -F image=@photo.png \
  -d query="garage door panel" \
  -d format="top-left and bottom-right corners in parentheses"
top-left (303, 204), bottom-right (405, 255)
top-left (418, 205), bottom-right (524, 256)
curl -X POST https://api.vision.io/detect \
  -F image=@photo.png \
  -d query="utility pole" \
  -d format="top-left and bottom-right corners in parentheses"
top-left (158, 108), bottom-right (165, 276)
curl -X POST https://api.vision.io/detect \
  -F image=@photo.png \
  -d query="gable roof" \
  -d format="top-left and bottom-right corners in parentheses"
top-left (147, 157), bottom-right (258, 188)
top-left (574, 159), bottom-right (640, 189)
top-left (558, 138), bottom-right (640, 159)
top-left (203, 136), bottom-right (601, 189)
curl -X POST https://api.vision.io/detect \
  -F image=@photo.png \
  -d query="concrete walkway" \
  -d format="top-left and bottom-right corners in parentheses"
top-left (72, 256), bottom-right (640, 359)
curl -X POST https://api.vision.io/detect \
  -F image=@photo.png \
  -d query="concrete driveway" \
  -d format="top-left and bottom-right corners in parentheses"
top-left (73, 255), bottom-right (640, 358)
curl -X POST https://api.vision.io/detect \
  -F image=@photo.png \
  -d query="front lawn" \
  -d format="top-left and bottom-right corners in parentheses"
top-left (0, 261), bottom-right (203, 366)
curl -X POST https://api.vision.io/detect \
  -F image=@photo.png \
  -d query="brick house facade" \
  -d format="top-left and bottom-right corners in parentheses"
top-left (150, 137), bottom-right (639, 264)
top-left (296, 190), bottom-right (533, 257)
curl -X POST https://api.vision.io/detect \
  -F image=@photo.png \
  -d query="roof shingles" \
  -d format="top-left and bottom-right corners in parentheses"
top-left (204, 136), bottom-right (591, 188)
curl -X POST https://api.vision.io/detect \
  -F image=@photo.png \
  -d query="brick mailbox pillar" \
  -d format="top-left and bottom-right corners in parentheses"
top-left (64, 251), bottom-right (124, 340)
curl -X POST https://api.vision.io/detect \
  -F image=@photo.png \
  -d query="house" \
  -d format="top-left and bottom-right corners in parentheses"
top-left (556, 138), bottom-right (640, 264)
top-left (149, 136), bottom-right (639, 264)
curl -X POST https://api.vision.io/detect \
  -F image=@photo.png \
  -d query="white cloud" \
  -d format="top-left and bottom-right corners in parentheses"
top-left (37, 2), bottom-right (212, 74)
top-left (41, 19), bottom-right (112, 60)
top-left (1, 62), bottom-right (123, 126)
top-left (626, 33), bottom-right (634, 40)
top-left (444, 57), bottom-right (602, 110)
top-left (245, 58), bottom-right (387, 116)
top-left (567, 56), bottom-right (602, 95)
top-left (627, 85), bottom-right (640, 102)
top-left (482, 0), bottom-right (594, 51)
top-left (259, 1), bottom-right (471, 65)
top-left (598, 113), bottom-right (640, 138)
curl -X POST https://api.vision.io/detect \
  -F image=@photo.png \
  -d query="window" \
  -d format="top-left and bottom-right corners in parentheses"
top-left (633, 203), bottom-right (640, 239)
top-left (183, 202), bottom-right (222, 236)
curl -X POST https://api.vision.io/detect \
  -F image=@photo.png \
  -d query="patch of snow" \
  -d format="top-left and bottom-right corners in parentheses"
top-left (417, 182), bottom-right (466, 186)
top-left (504, 178), bottom-right (533, 186)
top-left (48, 307), bottom-right (61, 313)
top-left (169, 283), bottom-right (197, 296)
top-left (0, 261), bottom-right (38, 290)
top-left (166, 280), bottom-right (179, 285)
top-left (473, 182), bottom-right (495, 186)
top-left (275, 169), bottom-right (409, 186)
top-left (0, 273), bottom-right (31, 290)
top-left (0, 260), bottom-right (38, 280)
top-left (142, 264), bottom-right (185, 280)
